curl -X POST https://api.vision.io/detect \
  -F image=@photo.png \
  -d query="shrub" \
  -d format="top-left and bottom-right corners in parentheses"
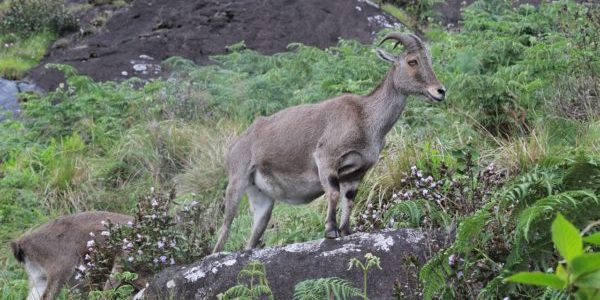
top-left (507, 213), bottom-right (600, 299)
top-left (76, 188), bottom-right (219, 292)
top-left (355, 153), bottom-right (506, 233)
top-left (0, 0), bottom-right (78, 37)
top-left (419, 155), bottom-right (600, 299)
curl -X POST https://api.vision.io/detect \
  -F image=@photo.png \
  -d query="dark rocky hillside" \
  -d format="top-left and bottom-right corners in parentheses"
top-left (26, 0), bottom-right (401, 90)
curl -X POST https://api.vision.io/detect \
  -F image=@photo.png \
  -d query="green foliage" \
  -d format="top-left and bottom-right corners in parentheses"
top-left (419, 157), bottom-right (600, 299)
top-left (293, 278), bottom-right (361, 300)
top-left (428, 0), bottom-right (600, 135)
top-left (86, 272), bottom-right (138, 300)
top-left (292, 253), bottom-right (382, 300)
top-left (0, 32), bottom-right (54, 79)
top-left (348, 253), bottom-right (382, 300)
top-left (1, 1), bottom-right (599, 299)
top-left (218, 261), bottom-right (274, 300)
top-left (78, 188), bottom-right (217, 288)
top-left (0, 0), bottom-right (78, 37)
top-left (163, 39), bottom-right (388, 122)
top-left (507, 214), bottom-right (600, 299)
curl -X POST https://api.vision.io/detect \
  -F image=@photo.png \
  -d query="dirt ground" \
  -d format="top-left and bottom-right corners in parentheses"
top-left (26, 0), bottom-right (401, 90)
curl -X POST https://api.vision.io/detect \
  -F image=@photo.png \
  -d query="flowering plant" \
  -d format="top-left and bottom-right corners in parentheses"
top-left (75, 187), bottom-right (216, 292)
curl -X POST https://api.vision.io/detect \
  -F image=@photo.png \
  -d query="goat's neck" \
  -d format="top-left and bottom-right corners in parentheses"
top-left (364, 68), bottom-right (407, 142)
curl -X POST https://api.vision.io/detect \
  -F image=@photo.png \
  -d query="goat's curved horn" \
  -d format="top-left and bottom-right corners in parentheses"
top-left (378, 32), bottom-right (422, 52)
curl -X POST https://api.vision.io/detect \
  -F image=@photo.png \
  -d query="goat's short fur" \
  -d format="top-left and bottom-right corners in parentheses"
top-left (213, 32), bottom-right (446, 253)
top-left (11, 211), bottom-right (134, 300)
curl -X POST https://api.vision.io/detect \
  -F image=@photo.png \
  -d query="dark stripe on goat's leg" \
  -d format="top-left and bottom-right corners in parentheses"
top-left (340, 181), bottom-right (360, 237)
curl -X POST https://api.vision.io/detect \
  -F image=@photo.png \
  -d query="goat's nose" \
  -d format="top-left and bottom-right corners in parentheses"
top-left (437, 88), bottom-right (446, 95)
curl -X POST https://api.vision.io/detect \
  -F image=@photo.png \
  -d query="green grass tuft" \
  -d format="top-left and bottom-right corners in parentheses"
top-left (0, 32), bottom-right (54, 79)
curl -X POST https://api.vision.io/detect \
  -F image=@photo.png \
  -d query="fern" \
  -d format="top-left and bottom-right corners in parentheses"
top-left (293, 277), bottom-right (361, 300)
top-left (218, 261), bottom-right (274, 300)
top-left (420, 157), bottom-right (600, 299)
top-left (517, 190), bottom-right (599, 240)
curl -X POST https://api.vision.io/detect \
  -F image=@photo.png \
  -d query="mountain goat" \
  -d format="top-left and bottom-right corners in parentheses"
top-left (213, 32), bottom-right (445, 253)
top-left (11, 211), bottom-right (134, 300)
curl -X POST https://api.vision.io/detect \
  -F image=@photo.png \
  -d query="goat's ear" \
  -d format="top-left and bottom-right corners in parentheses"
top-left (375, 49), bottom-right (397, 63)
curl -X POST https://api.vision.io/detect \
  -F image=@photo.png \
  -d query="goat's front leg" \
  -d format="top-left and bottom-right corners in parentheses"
top-left (315, 150), bottom-right (342, 239)
top-left (339, 181), bottom-right (360, 236)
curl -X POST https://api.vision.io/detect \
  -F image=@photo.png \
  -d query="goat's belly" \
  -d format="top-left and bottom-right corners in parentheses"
top-left (254, 170), bottom-right (323, 204)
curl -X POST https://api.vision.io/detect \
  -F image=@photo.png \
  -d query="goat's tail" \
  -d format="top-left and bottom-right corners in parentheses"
top-left (10, 241), bottom-right (25, 263)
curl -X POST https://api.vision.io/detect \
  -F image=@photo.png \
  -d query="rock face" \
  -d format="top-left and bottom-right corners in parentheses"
top-left (26, 0), bottom-right (401, 91)
top-left (144, 229), bottom-right (449, 300)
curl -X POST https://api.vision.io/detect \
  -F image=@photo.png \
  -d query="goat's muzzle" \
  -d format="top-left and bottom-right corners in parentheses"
top-left (426, 86), bottom-right (446, 102)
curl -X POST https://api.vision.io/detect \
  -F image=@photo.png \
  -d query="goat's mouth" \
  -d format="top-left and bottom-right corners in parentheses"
top-left (426, 92), bottom-right (444, 102)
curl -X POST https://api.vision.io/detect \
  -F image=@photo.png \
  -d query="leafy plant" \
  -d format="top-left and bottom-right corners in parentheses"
top-left (76, 188), bottom-right (217, 291)
top-left (293, 253), bottom-right (382, 300)
top-left (349, 253), bottom-right (383, 300)
top-left (419, 156), bottom-right (600, 299)
top-left (507, 213), bottom-right (600, 299)
top-left (0, 0), bottom-right (78, 37)
top-left (293, 277), bottom-right (361, 300)
top-left (218, 261), bottom-right (274, 300)
top-left (86, 272), bottom-right (138, 300)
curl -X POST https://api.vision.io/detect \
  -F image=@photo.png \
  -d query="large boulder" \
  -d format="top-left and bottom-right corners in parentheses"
top-left (144, 229), bottom-right (450, 300)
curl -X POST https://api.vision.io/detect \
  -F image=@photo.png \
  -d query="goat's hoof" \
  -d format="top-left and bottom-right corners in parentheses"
top-left (324, 229), bottom-right (340, 239)
top-left (340, 227), bottom-right (352, 237)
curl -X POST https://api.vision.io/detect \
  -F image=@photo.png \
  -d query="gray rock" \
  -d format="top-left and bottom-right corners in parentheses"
top-left (144, 229), bottom-right (449, 300)
top-left (0, 78), bottom-right (40, 121)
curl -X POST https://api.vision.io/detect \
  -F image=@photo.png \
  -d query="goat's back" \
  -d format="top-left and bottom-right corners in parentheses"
top-left (12, 211), bottom-right (133, 269)
top-left (232, 94), bottom-right (365, 174)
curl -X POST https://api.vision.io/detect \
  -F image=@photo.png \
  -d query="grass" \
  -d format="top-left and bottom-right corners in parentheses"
top-left (0, 0), bottom-right (598, 299)
top-left (0, 32), bottom-right (54, 79)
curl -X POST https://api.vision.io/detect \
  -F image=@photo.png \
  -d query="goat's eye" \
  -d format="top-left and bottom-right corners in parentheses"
top-left (407, 60), bottom-right (418, 67)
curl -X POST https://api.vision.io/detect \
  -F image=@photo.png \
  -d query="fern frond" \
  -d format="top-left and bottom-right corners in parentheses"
top-left (220, 285), bottom-right (253, 298)
top-left (251, 285), bottom-right (274, 298)
top-left (420, 251), bottom-right (450, 300)
top-left (517, 190), bottom-right (599, 240)
top-left (293, 277), bottom-right (361, 300)
top-left (562, 161), bottom-right (600, 191)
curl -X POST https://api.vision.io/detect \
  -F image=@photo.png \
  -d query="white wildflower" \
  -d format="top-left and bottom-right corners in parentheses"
top-left (157, 241), bottom-right (165, 249)
top-left (101, 231), bottom-right (110, 236)
top-left (87, 240), bottom-right (95, 247)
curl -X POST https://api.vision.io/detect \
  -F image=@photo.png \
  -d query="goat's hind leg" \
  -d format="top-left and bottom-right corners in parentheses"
top-left (245, 186), bottom-right (275, 250)
top-left (213, 177), bottom-right (248, 253)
